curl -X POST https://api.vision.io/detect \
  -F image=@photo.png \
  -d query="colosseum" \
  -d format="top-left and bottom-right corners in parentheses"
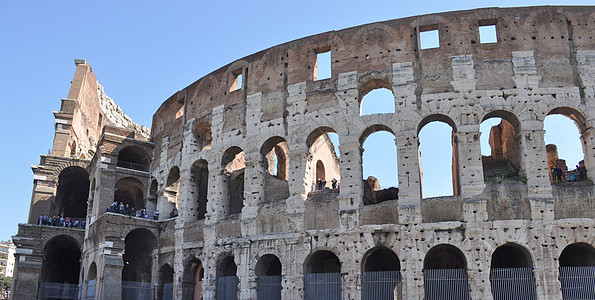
top-left (10, 5), bottom-right (595, 300)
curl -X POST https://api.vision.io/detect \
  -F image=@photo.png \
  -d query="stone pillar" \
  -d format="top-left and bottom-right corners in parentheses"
top-left (9, 248), bottom-right (41, 300)
top-left (205, 159), bottom-right (226, 225)
top-left (100, 255), bottom-right (124, 300)
top-left (237, 242), bottom-right (253, 300)
top-left (580, 126), bottom-right (595, 182)
top-left (395, 130), bottom-right (422, 224)
top-left (456, 125), bottom-right (488, 222)
top-left (177, 170), bottom-right (194, 222)
top-left (337, 142), bottom-right (362, 228)
top-left (242, 151), bottom-right (263, 220)
top-left (518, 123), bottom-right (554, 220)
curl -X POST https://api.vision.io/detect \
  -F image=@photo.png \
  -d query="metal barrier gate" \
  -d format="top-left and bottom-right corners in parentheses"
top-left (216, 276), bottom-right (239, 300)
top-left (559, 266), bottom-right (595, 300)
top-left (362, 270), bottom-right (401, 300)
top-left (257, 275), bottom-right (282, 300)
top-left (85, 280), bottom-right (96, 300)
top-left (121, 281), bottom-right (153, 300)
top-left (38, 282), bottom-right (79, 300)
top-left (304, 272), bottom-right (341, 300)
top-left (423, 269), bottom-right (470, 300)
top-left (490, 267), bottom-right (537, 300)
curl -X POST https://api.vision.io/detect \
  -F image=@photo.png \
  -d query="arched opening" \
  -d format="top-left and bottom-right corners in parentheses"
top-left (164, 167), bottom-right (180, 219)
top-left (423, 244), bottom-right (469, 299)
top-left (304, 250), bottom-right (341, 300)
top-left (545, 108), bottom-right (588, 183)
top-left (222, 147), bottom-right (245, 215)
top-left (361, 126), bottom-right (398, 205)
top-left (480, 111), bottom-right (522, 182)
top-left (418, 116), bottom-right (458, 197)
top-left (362, 248), bottom-right (402, 300)
top-left (190, 160), bottom-right (209, 221)
top-left (122, 228), bottom-right (156, 299)
top-left (559, 243), bottom-right (595, 299)
top-left (114, 177), bottom-right (145, 215)
top-left (260, 137), bottom-right (290, 201)
top-left (306, 127), bottom-right (341, 194)
top-left (217, 255), bottom-right (239, 300)
top-left (158, 264), bottom-right (174, 300)
top-left (490, 243), bottom-right (536, 300)
top-left (85, 262), bottom-right (97, 300)
top-left (38, 235), bottom-right (81, 300)
top-left (360, 80), bottom-right (395, 115)
top-left (182, 258), bottom-right (204, 300)
top-left (52, 166), bottom-right (89, 219)
top-left (117, 146), bottom-right (150, 172)
top-left (88, 178), bottom-right (95, 220)
top-left (255, 254), bottom-right (282, 300)
top-left (192, 120), bottom-right (213, 151)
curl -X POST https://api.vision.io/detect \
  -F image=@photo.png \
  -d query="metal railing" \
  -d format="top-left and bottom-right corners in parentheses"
top-left (362, 270), bottom-right (401, 300)
top-left (216, 276), bottom-right (239, 300)
top-left (117, 160), bottom-right (149, 172)
top-left (85, 280), bottom-right (96, 300)
top-left (162, 282), bottom-right (173, 300)
top-left (423, 269), bottom-right (470, 300)
top-left (121, 281), bottom-right (153, 300)
top-left (304, 272), bottom-right (341, 300)
top-left (38, 282), bottom-right (78, 299)
top-left (559, 266), bottom-right (595, 299)
top-left (490, 267), bottom-right (537, 300)
top-left (257, 275), bottom-right (282, 300)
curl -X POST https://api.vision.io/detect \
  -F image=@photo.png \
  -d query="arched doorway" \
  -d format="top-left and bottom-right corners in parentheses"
top-left (255, 254), bottom-right (282, 300)
top-left (38, 235), bottom-right (81, 300)
top-left (158, 264), bottom-right (173, 300)
top-left (222, 147), bottom-right (245, 215)
top-left (304, 250), bottom-right (341, 300)
top-left (182, 258), bottom-right (204, 300)
top-left (490, 243), bottom-right (536, 300)
top-left (558, 243), bottom-right (595, 299)
top-left (423, 244), bottom-right (469, 300)
top-left (216, 255), bottom-right (239, 300)
top-left (122, 229), bottom-right (156, 299)
top-left (53, 166), bottom-right (89, 219)
top-left (362, 247), bottom-right (402, 300)
top-left (85, 263), bottom-right (97, 300)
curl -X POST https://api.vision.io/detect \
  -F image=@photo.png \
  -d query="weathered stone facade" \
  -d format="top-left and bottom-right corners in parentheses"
top-left (11, 6), bottom-right (595, 300)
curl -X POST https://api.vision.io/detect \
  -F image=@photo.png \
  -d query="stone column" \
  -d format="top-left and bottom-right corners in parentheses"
top-left (519, 123), bottom-right (554, 221)
top-left (242, 151), bottom-right (263, 220)
top-left (456, 125), bottom-right (488, 223)
top-left (395, 130), bottom-right (422, 224)
top-left (100, 254), bottom-right (124, 300)
top-left (205, 159), bottom-right (225, 225)
top-left (337, 142), bottom-right (362, 228)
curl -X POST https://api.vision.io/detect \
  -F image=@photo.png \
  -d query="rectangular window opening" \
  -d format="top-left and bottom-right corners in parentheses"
top-left (315, 49), bottom-right (331, 81)
top-left (479, 23), bottom-right (497, 44)
top-left (230, 69), bottom-right (243, 92)
top-left (420, 25), bottom-right (440, 50)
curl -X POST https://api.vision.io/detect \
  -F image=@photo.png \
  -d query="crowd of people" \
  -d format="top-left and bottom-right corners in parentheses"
top-left (107, 201), bottom-right (179, 220)
top-left (551, 164), bottom-right (587, 182)
top-left (313, 178), bottom-right (339, 191)
top-left (38, 215), bottom-right (86, 228)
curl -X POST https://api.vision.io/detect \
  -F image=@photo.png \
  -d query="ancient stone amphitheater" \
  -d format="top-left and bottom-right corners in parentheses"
top-left (11, 5), bottom-right (595, 300)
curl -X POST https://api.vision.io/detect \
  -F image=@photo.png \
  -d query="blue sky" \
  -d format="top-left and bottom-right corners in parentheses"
top-left (0, 0), bottom-right (591, 241)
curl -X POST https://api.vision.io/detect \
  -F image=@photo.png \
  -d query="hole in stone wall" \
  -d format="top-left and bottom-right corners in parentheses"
top-left (315, 49), bottom-right (331, 81)
top-left (418, 121), bottom-right (456, 197)
top-left (420, 27), bottom-right (440, 49)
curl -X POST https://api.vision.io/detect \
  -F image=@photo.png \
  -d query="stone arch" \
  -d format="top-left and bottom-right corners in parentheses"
top-left (306, 127), bottom-right (341, 193)
top-left (255, 254), bottom-right (282, 300)
top-left (359, 78), bottom-right (395, 115)
top-left (122, 228), bottom-right (156, 299)
top-left (545, 106), bottom-right (590, 182)
top-left (38, 235), bottom-right (81, 299)
top-left (158, 264), bottom-right (174, 300)
top-left (190, 159), bottom-right (209, 221)
top-left (222, 146), bottom-right (245, 215)
top-left (558, 242), bottom-right (595, 299)
top-left (490, 243), bottom-right (536, 299)
top-left (417, 114), bottom-right (459, 197)
top-left (360, 124), bottom-right (399, 205)
top-left (52, 166), bottom-right (90, 219)
top-left (304, 250), bottom-right (341, 299)
top-left (117, 145), bottom-right (150, 171)
top-left (423, 244), bottom-right (470, 299)
top-left (182, 256), bottom-right (204, 300)
top-left (148, 178), bottom-right (158, 213)
top-left (114, 177), bottom-right (145, 212)
top-left (85, 262), bottom-right (97, 300)
top-left (260, 137), bottom-right (290, 201)
top-left (481, 109), bottom-right (522, 168)
top-left (163, 167), bottom-right (180, 218)
top-left (192, 120), bottom-right (213, 151)
top-left (361, 247), bottom-right (402, 300)
top-left (216, 254), bottom-right (239, 300)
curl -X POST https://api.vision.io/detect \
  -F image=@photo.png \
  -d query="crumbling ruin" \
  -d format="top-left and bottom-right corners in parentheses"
top-left (11, 6), bottom-right (595, 300)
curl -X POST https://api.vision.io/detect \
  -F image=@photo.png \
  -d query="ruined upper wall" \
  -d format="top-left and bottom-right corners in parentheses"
top-left (151, 6), bottom-right (595, 143)
top-left (51, 60), bottom-right (149, 160)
